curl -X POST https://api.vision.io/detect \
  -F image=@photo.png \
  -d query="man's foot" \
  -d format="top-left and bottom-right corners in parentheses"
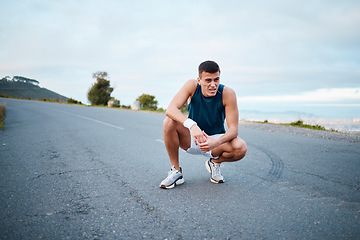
top-left (159, 166), bottom-right (184, 189)
top-left (205, 159), bottom-right (224, 183)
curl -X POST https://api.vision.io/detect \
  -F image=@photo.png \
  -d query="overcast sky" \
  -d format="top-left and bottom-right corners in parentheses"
top-left (1, 0), bottom-right (359, 118)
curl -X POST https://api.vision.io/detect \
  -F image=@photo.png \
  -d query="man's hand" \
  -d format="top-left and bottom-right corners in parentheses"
top-left (189, 125), bottom-right (207, 146)
top-left (198, 131), bottom-right (220, 152)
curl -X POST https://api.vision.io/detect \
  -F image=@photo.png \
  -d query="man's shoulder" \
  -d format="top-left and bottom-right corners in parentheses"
top-left (182, 79), bottom-right (198, 93)
top-left (185, 79), bottom-right (198, 86)
top-left (222, 85), bottom-right (236, 96)
top-left (222, 85), bottom-right (237, 106)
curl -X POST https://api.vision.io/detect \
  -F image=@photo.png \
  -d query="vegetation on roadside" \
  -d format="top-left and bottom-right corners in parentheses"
top-left (1, 72), bottom-right (186, 115)
top-left (0, 103), bottom-right (5, 129)
top-left (287, 120), bottom-right (327, 131)
top-left (255, 119), bottom-right (337, 132)
top-left (136, 94), bottom-right (159, 111)
top-left (67, 98), bottom-right (83, 105)
top-left (87, 71), bottom-right (113, 106)
top-left (1, 73), bottom-right (163, 112)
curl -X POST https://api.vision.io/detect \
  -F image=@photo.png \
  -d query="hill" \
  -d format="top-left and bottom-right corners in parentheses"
top-left (0, 76), bottom-right (67, 102)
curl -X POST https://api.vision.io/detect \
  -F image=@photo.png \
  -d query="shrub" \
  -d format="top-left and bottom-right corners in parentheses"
top-left (290, 120), bottom-right (326, 131)
top-left (136, 94), bottom-right (158, 110)
top-left (108, 97), bottom-right (120, 107)
top-left (67, 98), bottom-right (83, 105)
top-left (120, 105), bottom-right (131, 109)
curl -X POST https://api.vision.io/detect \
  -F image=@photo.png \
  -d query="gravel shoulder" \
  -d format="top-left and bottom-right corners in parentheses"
top-left (239, 121), bottom-right (360, 143)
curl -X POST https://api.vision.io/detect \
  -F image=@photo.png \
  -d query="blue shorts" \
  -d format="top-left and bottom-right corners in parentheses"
top-left (186, 133), bottom-right (224, 158)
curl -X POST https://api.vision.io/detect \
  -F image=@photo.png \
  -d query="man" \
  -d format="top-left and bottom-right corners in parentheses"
top-left (159, 60), bottom-right (247, 189)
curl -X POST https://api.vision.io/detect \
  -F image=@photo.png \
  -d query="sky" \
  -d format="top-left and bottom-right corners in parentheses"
top-left (1, 0), bottom-right (359, 121)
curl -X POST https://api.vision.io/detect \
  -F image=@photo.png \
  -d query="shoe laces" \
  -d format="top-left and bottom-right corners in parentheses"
top-left (212, 162), bottom-right (222, 176)
top-left (167, 167), bottom-right (179, 177)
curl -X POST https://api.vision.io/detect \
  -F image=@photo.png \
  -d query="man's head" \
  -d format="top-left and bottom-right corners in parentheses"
top-left (198, 60), bottom-right (221, 78)
top-left (197, 60), bottom-right (221, 98)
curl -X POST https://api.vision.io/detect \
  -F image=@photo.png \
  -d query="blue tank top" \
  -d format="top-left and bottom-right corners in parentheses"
top-left (188, 84), bottom-right (226, 135)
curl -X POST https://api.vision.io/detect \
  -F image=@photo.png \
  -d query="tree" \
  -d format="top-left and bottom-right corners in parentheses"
top-left (87, 71), bottom-right (113, 105)
top-left (136, 94), bottom-right (158, 110)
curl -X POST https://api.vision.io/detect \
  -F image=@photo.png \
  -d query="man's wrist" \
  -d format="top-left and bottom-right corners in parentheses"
top-left (216, 137), bottom-right (223, 147)
top-left (183, 118), bottom-right (197, 130)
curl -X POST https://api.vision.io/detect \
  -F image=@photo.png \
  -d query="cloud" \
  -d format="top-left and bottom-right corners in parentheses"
top-left (1, 0), bottom-right (359, 110)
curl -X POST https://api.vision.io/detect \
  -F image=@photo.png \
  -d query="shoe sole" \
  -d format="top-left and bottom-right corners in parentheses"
top-left (205, 160), bottom-right (224, 184)
top-left (210, 178), bottom-right (224, 184)
top-left (159, 177), bottom-right (184, 189)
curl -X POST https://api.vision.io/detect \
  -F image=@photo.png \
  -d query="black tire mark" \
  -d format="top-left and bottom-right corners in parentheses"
top-left (248, 143), bottom-right (284, 183)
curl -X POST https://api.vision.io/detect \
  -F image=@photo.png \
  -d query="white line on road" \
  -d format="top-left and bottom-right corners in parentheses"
top-left (155, 139), bottom-right (164, 144)
top-left (58, 110), bottom-right (125, 130)
top-left (75, 114), bottom-right (125, 130)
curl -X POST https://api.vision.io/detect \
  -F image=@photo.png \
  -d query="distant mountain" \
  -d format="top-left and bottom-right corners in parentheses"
top-left (0, 76), bottom-right (67, 102)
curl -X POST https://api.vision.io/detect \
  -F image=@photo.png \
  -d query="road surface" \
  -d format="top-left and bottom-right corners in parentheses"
top-left (1, 98), bottom-right (359, 239)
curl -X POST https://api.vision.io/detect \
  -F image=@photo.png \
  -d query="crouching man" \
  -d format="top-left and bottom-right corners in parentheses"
top-left (160, 60), bottom-right (247, 189)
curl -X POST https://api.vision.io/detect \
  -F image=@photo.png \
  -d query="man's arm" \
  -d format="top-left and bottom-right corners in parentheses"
top-left (165, 79), bottom-right (196, 123)
top-left (198, 86), bottom-right (239, 152)
top-left (166, 79), bottom-right (207, 144)
top-left (219, 86), bottom-right (239, 144)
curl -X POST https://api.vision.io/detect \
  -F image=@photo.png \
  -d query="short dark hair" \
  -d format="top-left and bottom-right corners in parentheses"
top-left (198, 60), bottom-right (220, 77)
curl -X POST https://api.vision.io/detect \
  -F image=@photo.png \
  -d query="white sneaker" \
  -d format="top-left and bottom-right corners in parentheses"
top-left (205, 159), bottom-right (224, 183)
top-left (159, 166), bottom-right (184, 189)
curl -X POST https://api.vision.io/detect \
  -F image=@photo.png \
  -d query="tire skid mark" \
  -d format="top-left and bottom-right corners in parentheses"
top-left (247, 143), bottom-right (284, 190)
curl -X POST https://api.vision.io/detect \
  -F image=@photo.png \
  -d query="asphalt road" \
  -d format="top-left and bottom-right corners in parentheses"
top-left (1, 98), bottom-right (359, 239)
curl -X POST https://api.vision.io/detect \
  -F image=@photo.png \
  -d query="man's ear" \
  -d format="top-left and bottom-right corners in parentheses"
top-left (197, 77), bottom-right (201, 84)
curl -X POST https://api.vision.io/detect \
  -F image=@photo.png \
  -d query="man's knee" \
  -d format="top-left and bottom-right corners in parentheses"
top-left (232, 138), bottom-right (247, 161)
top-left (163, 117), bottom-right (176, 131)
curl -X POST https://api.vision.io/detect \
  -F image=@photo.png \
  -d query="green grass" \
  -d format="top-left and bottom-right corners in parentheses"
top-left (286, 120), bottom-right (327, 131)
top-left (0, 103), bottom-right (5, 129)
top-left (254, 119), bottom-right (337, 132)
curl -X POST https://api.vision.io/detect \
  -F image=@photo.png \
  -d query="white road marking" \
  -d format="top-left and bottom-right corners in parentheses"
top-left (74, 114), bottom-right (125, 130)
top-left (155, 139), bottom-right (164, 144)
top-left (58, 110), bottom-right (125, 130)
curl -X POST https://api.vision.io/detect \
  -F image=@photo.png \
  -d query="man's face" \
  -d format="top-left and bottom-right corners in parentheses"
top-left (197, 71), bottom-right (220, 97)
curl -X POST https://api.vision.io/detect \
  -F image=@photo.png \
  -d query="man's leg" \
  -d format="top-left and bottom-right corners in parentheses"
top-left (204, 137), bottom-right (247, 184)
top-left (211, 137), bottom-right (247, 163)
top-left (163, 117), bottom-right (191, 170)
